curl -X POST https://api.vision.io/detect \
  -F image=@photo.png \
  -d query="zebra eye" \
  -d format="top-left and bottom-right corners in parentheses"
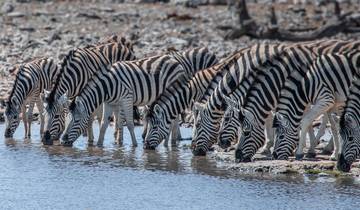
top-left (243, 131), bottom-right (250, 137)
top-left (348, 136), bottom-right (354, 142)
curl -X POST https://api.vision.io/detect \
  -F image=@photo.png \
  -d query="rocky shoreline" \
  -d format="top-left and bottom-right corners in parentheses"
top-left (1, 1), bottom-right (360, 178)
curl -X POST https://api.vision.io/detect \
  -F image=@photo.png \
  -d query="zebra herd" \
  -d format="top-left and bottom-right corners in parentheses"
top-left (3, 36), bottom-right (360, 173)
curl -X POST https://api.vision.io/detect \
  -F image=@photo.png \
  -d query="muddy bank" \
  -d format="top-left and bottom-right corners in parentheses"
top-left (210, 146), bottom-right (360, 177)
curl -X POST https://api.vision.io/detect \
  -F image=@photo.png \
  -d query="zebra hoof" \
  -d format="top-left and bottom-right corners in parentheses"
top-left (295, 153), bottom-right (304, 160)
top-left (330, 153), bottom-right (337, 161)
top-left (61, 141), bottom-right (73, 147)
top-left (322, 149), bottom-right (333, 155)
top-left (42, 139), bottom-right (54, 146)
top-left (305, 152), bottom-right (317, 159)
top-left (260, 148), bottom-right (272, 156)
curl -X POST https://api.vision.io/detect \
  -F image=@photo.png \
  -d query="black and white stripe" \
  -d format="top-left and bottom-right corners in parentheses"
top-left (42, 40), bottom-right (136, 145)
top-left (143, 55), bottom-right (235, 149)
top-left (4, 57), bottom-right (59, 138)
top-left (61, 48), bottom-right (218, 147)
top-left (273, 50), bottom-right (360, 161)
top-left (338, 76), bottom-right (360, 172)
top-left (191, 42), bottom-right (301, 156)
top-left (222, 40), bottom-right (360, 162)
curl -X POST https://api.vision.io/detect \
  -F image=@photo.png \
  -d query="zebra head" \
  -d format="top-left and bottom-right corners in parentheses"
top-left (338, 114), bottom-right (360, 172)
top-left (4, 99), bottom-right (21, 138)
top-left (144, 104), bottom-right (169, 149)
top-left (42, 91), bottom-right (69, 145)
top-left (61, 98), bottom-right (90, 146)
top-left (218, 96), bottom-right (241, 149)
top-left (272, 113), bottom-right (297, 160)
top-left (191, 102), bottom-right (219, 156)
top-left (233, 108), bottom-right (263, 163)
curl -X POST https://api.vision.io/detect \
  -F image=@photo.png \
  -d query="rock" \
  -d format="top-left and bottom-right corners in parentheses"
top-left (47, 31), bottom-right (61, 44)
top-left (167, 37), bottom-right (189, 46)
top-left (7, 12), bottom-right (25, 18)
top-left (1, 1), bottom-right (14, 13)
top-left (318, 172), bottom-right (330, 177)
top-left (19, 26), bottom-right (35, 32)
top-left (76, 12), bottom-right (101, 20)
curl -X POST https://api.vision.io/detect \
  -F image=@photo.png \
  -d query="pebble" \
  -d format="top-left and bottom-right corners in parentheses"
top-left (7, 11), bottom-right (25, 18)
top-left (1, 1), bottom-right (14, 13)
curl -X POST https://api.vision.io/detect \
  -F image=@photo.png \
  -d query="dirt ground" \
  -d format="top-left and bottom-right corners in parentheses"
top-left (1, 0), bottom-right (360, 177)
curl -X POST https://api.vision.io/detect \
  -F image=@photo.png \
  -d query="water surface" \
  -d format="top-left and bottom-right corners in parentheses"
top-left (1, 123), bottom-right (360, 210)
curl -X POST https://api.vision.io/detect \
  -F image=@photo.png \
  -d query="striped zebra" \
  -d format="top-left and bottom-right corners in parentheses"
top-left (61, 48), bottom-right (218, 147)
top-left (273, 50), bottom-right (360, 161)
top-left (143, 54), bottom-right (237, 149)
top-left (4, 57), bottom-right (59, 138)
top-left (191, 41), bottom-right (333, 156)
top-left (192, 40), bottom-right (358, 157)
top-left (337, 76), bottom-right (360, 172)
top-left (223, 41), bottom-right (360, 162)
top-left (42, 40), bottom-right (136, 145)
top-left (218, 40), bottom-right (360, 152)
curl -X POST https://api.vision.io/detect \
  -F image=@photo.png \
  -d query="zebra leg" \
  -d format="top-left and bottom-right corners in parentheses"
top-left (97, 104), bottom-right (113, 147)
top-left (306, 125), bottom-right (317, 158)
top-left (122, 98), bottom-right (137, 147)
top-left (322, 137), bottom-right (334, 155)
top-left (114, 108), bottom-right (124, 145)
top-left (141, 106), bottom-right (149, 141)
top-left (262, 114), bottom-right (274, 156)
top-left (26, 102), bottom-right (35, 138)
top-left (86, 115), bottom-right (95, 146)
top-left (36, 99), bottom-right (45, 137)
top-left (315, 114), bottom-right (328, 143)
top-left (170, 116), bottom-right (181, 146)
top-left (21, 105), bottom-right (29, 139)
top-left (328, 113), bottom-right (340, 161)
top-left (296, 101), bottom-right (333, 160)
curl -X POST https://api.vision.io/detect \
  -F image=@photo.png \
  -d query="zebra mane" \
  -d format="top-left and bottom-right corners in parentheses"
top-left (47, 49), bottom-right (76, 106)
top-left (7, 64), bottom-right (26, 104)
top-left (69, 100), bottom-right (76, 111)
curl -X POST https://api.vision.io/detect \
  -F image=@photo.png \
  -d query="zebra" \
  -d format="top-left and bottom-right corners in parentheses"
top-left (218, 40), bottom-right (360, 153)
top-left (61, 48), bottom-right (218, 147)
top-left (4, 57), bottom-right (59, 138)
top-left (192, 40), bottom-right (359, 156)
top-left (42, 40), bottom-right (136, 145)
top-left (191, 40), bottom-right (338, 156)
top-left (272, 51), bottom-right (360, 161)
top-left (223, 41), bottom-right (360, 162)
top-left (337, 76), bottom-right (360, 172)
top-left (143, 54), bottom-right (237, 149)
top-left (191, 43), bottom-right (299, 156)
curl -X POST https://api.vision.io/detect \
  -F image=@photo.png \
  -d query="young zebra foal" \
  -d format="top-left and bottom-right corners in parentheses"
top-left (4, 57), bottom-right (59, 138)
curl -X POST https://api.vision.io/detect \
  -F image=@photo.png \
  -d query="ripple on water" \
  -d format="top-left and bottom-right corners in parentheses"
top-left (1, 123), bottom-right (360, 210)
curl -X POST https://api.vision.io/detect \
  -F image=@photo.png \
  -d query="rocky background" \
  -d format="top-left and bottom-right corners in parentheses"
top-left (1, 0), bottom-right (360, 106)
top-left (0, 0), bottom-right (360, 176)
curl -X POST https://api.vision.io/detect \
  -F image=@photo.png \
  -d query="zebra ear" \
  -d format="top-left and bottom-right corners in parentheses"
top-left (273, 113), bottom-right (289, 127)
top-left (74, 98), bottom-right (85, 113)
top-left (153, 104), bottom-right (162, 118)
top-left (59, 92), bottom-right (71, 106)
top-left (345, 114), bottom-right (357, 128)
top-left (223, 96), bottom-right (240, 112)
top-left (194, 102), bottom-right (206, 112)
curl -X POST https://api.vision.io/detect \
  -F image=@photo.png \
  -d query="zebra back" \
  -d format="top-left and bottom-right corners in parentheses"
top-left (46, 41), bottom-right (135, 106)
